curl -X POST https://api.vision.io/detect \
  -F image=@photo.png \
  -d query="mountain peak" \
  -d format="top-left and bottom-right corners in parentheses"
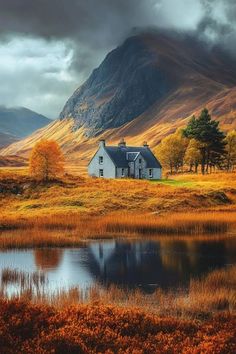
top-left (59, 31), bottom-right (236, 136)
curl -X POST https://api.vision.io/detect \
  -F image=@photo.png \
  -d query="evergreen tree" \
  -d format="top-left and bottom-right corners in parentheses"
top-left (183, 108), bottom-right (226, 174)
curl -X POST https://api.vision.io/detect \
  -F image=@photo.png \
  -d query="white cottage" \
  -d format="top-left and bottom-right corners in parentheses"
top-left (88, 139), bottom-right (162, 179)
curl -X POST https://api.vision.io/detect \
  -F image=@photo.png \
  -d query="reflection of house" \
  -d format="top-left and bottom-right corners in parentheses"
top-left (88, 139), bottom-right (162, 179)
top-left (85, 240), bottom-right (229, 292)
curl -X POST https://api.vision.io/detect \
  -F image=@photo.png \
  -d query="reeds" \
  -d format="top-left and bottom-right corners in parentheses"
top-left (1, 268), bottom-right (46, 287)
top-left (100, 212), bottom-right (236, 236)
top-left (1, 265), bottom-right (235, 319)
top-left (0, 210), bottom-right (235, 249)
top-left (0, 268), bottom-right (47, 301)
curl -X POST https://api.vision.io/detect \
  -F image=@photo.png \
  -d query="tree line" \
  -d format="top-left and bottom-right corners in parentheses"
top-left (157, 108), bottom-right (236, 174)
top-left (28, 108), bottom-right (236, 181)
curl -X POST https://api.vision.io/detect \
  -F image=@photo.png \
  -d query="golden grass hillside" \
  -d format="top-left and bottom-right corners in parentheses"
top-left (1, 170), bottom-right (236, 219)
top-left (0, 169), bottom-right (236, 248)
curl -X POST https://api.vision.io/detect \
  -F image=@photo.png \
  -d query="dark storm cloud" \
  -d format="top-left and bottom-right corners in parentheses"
top-left (0, 0), bottom-right (157, 45)
top-left (0, 0), bottom-right (236, 117)
top-left (0, 0), bottom-right (235, 43)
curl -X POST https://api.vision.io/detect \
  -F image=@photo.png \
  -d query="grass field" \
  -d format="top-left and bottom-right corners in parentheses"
top-left (0, 169), bottom-right (236, 248)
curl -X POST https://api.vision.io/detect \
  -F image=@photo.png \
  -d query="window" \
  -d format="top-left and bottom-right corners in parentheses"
top-left (149, 169), bottom-right (153, 178)
top-left (121, 168), bottom-right (125, 177)
top-left (99, 156), bottom-right (103, 164)
top-left (99, 169), bottom-right (104, 177)
top-left (139, 158), bottom-right (142, 164)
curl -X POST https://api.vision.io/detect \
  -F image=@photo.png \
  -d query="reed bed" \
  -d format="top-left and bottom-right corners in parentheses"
top-left (0, 210), bottom-right (235, 249)
top-left (100, 212), bottom-right (236, 236)
top-left (1, 268), bottom-right (46, 287)
top-left (43, 265), bottom-right (236, 319)
top-left (1, 265), bottom-right (235, 319)
top-left (0, 268), bottom-right (48, 300)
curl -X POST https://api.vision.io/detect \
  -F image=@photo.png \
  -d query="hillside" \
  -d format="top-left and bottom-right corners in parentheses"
top-left (1, 32), bottom-right (236, 167)
top-left (0, 106), bottom-right (51, 147)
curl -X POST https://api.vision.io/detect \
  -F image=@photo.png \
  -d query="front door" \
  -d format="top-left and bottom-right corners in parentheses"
top-left (139, 168), bottom-right (142, 179)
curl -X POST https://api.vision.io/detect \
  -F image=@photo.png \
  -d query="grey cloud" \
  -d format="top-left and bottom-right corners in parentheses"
top-left (0, 0), bottom-right (236, 117)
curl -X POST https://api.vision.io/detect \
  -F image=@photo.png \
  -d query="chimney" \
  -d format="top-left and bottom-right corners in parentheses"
top-left (99, 139), bottom-right (106, 148)
top-left (118, 138), bottom-right (126, 148)
top-left (143, 141), bottom-right (149, 148)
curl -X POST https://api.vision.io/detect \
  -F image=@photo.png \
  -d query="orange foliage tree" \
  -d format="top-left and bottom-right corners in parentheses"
top-left (29, 140), bottom-right (64, 181)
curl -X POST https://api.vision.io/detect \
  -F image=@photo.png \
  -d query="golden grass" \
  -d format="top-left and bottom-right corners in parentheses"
top-left (0, 210), bottom-right (235, 249)
top-left (101, 211), bottom-right (236, 236)
top-left (0, 169), bottom-right (235, 248)
top-left (1, 170), bottom-right (236, 220)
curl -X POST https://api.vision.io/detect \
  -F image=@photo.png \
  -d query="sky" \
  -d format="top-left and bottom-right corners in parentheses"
top-left (0, 0), bottom-right (236, 118)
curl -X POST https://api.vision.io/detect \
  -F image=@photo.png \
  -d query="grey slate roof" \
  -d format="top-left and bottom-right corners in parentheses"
top-left (105, 146), bottom-right (162, 168)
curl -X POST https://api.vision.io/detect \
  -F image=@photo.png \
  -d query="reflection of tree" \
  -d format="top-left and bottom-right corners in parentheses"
top-left (34, 249), bottom-right (63, 270)
top-left (159, 240), bottom-right (227, 277)
top-left (159, 241), bottom-right (189, 274)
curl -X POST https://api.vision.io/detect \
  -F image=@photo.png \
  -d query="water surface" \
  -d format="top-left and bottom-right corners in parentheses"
top-left (0, 237), bottom-right (235, 294)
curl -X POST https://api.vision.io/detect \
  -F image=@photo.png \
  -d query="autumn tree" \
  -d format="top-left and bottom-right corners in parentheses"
top-left (184, 139), bottom-right (202, 173)
top-left (29, 140), bottom-right (64, 181)
top-left (224, 130), bottom-right (236, 171)
top-left (183, 109), bottom-right (226, 174)
top-left (157, 130), bottom-right (188, 173)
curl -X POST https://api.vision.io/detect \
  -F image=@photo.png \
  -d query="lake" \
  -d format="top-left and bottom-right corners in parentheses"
top-left (0, 237), bottom-right (235, 295)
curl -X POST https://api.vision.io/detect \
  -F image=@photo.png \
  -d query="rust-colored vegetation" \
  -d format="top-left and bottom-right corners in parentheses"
top-left (0, 265), bottom-right (235, 352)
top-left (0, 299), bottom-right (235, 353)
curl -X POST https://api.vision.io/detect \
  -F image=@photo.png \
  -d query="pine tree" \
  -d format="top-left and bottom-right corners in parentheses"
top-left (183, 109), bottom-right (226, 174)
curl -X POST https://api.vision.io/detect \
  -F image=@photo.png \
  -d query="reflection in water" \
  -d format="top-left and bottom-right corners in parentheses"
top-left (0, 238), bottom-right (235, 294)
top-left (34, 249), bottom-right (63, 270)
top-left (82, 238), bottom-right (236, 291)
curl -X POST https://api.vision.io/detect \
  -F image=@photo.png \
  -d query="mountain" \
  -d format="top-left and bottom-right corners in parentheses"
top-left (1, 31), bottom-right (236, 169)
top-left (0, 106), bottom-right (51, 147)
top-left (60, 31), bottom-right (236, 135)
top-left (0, 132), bottom-right (18, 148)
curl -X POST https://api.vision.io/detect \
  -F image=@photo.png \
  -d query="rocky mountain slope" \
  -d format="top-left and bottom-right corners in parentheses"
top-left (60, 32), bottom-right (236, 134)
top-left (0, 106), bottom-right (51, 147)
top-left (1, 32), bottom-right (236, 168)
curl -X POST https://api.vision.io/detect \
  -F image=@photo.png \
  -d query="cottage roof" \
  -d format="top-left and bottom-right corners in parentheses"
top-left (105, 146), bottom-right (162, 168)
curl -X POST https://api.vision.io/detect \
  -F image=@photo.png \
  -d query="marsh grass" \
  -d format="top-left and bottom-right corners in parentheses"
top-left (0, 211), bottom-right (235, 249)
top-left (1, 268), bottom-right (46, 287)
top-left (101, 212), bottom-right (236, 236)
top-left (1, 265), bottom-right (235, 319)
